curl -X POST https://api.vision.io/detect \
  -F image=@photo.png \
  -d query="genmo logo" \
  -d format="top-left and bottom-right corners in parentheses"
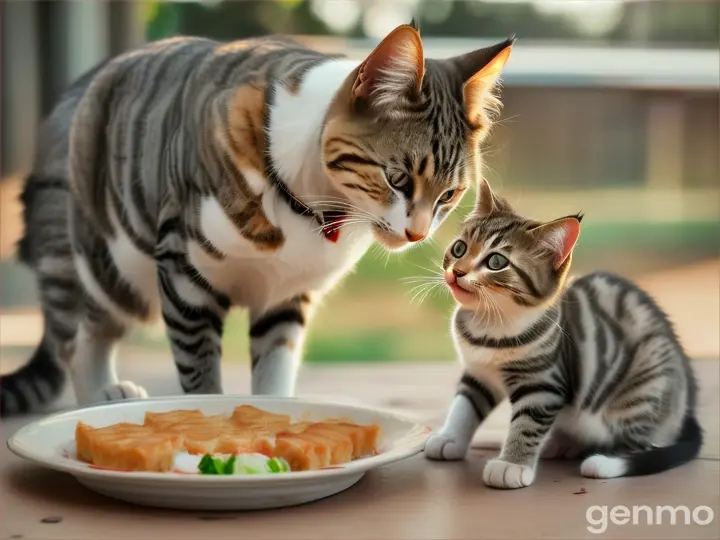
top-left (586, 505), bottom-right (715, 534)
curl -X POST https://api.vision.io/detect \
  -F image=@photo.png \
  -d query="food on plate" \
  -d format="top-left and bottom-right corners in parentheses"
top-left (75, 405), bottom-right (380, 473)
top-left (75, 422), bottom-right (182, 472)
top-left (196, 453), bottom-right (291, 475)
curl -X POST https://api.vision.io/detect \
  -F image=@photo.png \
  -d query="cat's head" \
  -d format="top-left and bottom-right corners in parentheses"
top-left (322, 23), bottom-right (513, 251)
top-left (443, 180), bottom-right (582, 315)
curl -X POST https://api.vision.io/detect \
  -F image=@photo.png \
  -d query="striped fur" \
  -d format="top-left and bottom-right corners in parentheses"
top-left (425, 186), bottom-right (701, 488)
top-left (1, 26), bottom-right (515, 415)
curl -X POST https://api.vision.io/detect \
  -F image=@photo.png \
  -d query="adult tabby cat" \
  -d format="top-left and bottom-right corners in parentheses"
top-left (424, 180), bottom-right (702, 488)
top-left (1, 24), bottom-right (515, 415)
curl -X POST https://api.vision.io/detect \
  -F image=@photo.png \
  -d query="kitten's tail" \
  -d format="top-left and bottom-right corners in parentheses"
top-left (581, 415), bottom-right (703, 479)
top-left (0, 335), bottom-right (67, 417)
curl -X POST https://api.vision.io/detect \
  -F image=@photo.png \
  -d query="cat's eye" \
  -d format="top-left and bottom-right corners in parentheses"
top-left (438, 189), bottom-right (456, 204)
top-left (390, 174), bottom-right (410, 190)
top-left (486, 253), bottom-right (509, 271)
top-left (451, 240), bottom-right (467, 258)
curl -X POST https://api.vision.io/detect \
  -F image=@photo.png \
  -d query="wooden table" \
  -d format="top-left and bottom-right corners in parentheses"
top-left (2, 361), bottom-right (719, 539)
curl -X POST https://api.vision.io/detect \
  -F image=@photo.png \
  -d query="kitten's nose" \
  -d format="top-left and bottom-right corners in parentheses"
top-left (453, 268), bottom-right (467, 278)
top-left (405, 229), bottom-right (426, 242)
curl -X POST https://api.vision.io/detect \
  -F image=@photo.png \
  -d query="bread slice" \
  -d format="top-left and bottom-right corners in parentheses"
top-left (76, 421), bottom-right (183, 472)
top-left (271, 421), bottom-right (381, 470)
top-left (273, 432), bottom-right (331, 471)
top-left (231, 405), bottom-right (290, 431)
top-left (164, 414), bottom-right (232, 455)
top-left (313, 422), bottom-right (381, 458)
top-left (144, 409), bottom-right (204, 429)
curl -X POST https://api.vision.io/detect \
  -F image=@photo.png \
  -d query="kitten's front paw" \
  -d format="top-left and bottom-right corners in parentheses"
top-left (424, 432), bottom-right (468, 461)
top-left (483, 459), bottom-right (536, 489)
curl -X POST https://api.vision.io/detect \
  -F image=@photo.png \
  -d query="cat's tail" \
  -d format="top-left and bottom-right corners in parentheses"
top-left (581, 415), bottom-right (703, 479)
top-left (0, 335), bottom-right (67, 417)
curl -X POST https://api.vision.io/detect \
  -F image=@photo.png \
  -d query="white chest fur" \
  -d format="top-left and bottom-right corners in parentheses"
top-left (189, 194), bottom-right (372, 313)
top-left (189, 58), bottom-right (373, 313)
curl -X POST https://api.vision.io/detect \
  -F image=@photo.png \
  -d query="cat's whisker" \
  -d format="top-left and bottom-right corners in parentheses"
top-left (408, 282), bottom-right (436, 304)
top-left (310, 216), bottom-right (378, 234)
top-left (417, 281), bottom-right (446, 305)
top-left (400, 276), bottom-right (445, 285)
top-left (410, 262), bottom-right (444, 276)
top-left (418, 282), bottom-right (443, 305)
top-left (304, 197), bottom-right (382, 222)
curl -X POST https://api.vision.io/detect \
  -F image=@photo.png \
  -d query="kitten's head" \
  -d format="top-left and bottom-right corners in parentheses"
top-left (322, 23), bottom-right (513, 251)
top-left (443, 180), bottom-right (582, 315)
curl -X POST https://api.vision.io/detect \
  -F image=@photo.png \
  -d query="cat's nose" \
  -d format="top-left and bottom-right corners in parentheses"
top-left (453, 268), bottom-right (467, 278)
top-left (405, 229), bottom-right (426, 242)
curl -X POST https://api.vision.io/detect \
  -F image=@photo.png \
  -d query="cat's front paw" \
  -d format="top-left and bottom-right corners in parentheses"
top-left (80, 381), bottom-right (148, 405)
top-left (424, 432), bottom-right (468, 461)
top-left (483, 459), bottom-right (536, 489)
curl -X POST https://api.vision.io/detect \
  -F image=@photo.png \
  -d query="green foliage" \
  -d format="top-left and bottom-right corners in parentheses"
top-left (305, 330), bottom-right (396, 364)
top-left (144, 1), bottom-right (181, 41)
top-left (143, 0), bottom-right (718, 44)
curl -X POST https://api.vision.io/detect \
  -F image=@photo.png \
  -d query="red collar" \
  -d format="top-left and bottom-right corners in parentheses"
top-left (320, 212), bottom-right (346, 243)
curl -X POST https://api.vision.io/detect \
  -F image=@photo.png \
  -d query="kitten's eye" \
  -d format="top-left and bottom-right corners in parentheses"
top-left (390, 174), bottom-right (410, 190)
top-left (451, 240), bottom-right (467, 258)
top-left (438, 189), bottom-right (456, 204)
top-left (486, 253), bottom-right (509, 271)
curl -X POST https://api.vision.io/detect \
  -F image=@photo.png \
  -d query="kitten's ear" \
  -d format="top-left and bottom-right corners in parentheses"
top-left (474, 178), bottom-right (497, 216)
top-left (450, 36), bottom-right (514, 127)
top-left (531, 215), bottom-right (582, 269)
top-left (351, 24), bottom-right (424, 112)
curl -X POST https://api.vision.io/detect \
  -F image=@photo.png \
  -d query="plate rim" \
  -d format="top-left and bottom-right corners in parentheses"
top-left (7, 395), bottom-right (431, 484)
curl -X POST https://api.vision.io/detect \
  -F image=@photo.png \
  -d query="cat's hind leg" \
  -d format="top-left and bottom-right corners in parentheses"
top-left (0, 257), bottom-right (81, 415)
top-left (425, 372), bottom-right (504, 461)
top-left (70, 301), bottom-right (148, 404)
top-left (249, 294), bottom-right (313, 397)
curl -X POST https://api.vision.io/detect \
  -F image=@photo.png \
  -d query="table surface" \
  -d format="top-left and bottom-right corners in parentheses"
top-left (2, 360), bottom-right (719, 540)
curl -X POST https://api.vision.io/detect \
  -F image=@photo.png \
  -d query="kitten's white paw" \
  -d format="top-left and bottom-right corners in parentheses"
top-left (580, 455), bottom-right (627, 479)
top-left (97, 381), bottom-right (148, 403)
top-left (483, 459), bottom-right (536, 489)
top-left (424, 432), bottom-right (468, 461)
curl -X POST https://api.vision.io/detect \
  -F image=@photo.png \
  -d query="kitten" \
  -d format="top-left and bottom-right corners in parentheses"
top-left (1, 24), bottom-right (515, 415)
top-left (425, 180), bottom-right (702, 489)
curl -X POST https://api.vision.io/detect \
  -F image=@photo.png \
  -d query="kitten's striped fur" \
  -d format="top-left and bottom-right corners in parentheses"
top-left (1, 25), bottom-right (515, 415)
top-left (425, 181), bottom-right (702, 488)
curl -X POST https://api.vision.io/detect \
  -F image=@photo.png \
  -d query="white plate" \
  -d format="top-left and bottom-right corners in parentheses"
top-left (7, 396), bottom-right (430, 510)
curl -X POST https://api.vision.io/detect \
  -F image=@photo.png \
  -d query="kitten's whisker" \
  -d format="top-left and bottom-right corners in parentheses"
top-left (400, 276), bottom-right (445, 285)
top-left (410, 262), bottom-right (444, 276)
top-left (408, 282), bottom-right (435, 304)
top-left (418, 282), bottom-right (444, 305)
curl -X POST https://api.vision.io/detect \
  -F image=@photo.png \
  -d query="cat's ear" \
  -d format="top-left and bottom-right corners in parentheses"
top-left (450, 36), bottom-right (514, 128)
top-left (351, 24), bottom-right (424, 112)
top-left (531, 214), bottom-right (583, 269)
top-left (474, 178), bottom-right (497, 216)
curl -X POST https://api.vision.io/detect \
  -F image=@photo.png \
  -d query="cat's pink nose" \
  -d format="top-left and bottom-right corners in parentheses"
top-left (405, 229), bottom-right (426, 242)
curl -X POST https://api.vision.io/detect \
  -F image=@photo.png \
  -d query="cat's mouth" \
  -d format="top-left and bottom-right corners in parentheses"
top-left (445, 273), bottom-right (476, 304)
top-left (372, 224), bottom-right (410, 251)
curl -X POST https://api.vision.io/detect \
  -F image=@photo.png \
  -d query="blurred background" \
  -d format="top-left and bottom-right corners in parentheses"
top-left (1, 0), bottom-right (718, 369)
